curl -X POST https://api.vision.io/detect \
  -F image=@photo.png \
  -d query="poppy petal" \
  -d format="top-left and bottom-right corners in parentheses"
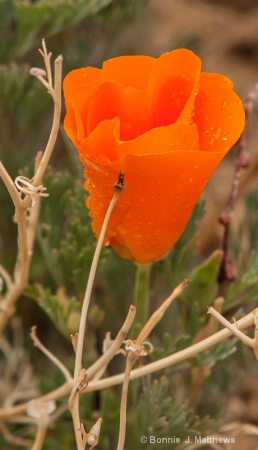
top-left (63, 49), bottom-right (245, 263)
top-left (82, 149), bottom-right (228, 262)
top-left (194, 72), bottom-right (245, 152)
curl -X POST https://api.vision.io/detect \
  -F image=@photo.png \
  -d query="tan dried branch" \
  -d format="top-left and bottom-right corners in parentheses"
top-left (86, 307), bottom-right (255, 393)
top-left (70, 175), bottom-right (125, 450)
top-left (27, 398), bottom-right (56, 450)
top-left (87, 305), bottom-right (136, 381)
top-left (208, 306), bottom-right (258, 359)
top-left (31, 41), bottom-right (62, 188)
top-left (0, 42), bottom-right (62, 337)
top-left (30, 326), bottom-right (73, 382)
top-left (85, 418), bottom-right (102, 449)
top-left (117, 279), bottom-right (189, 450)
top-left (0, 307), bottom-right (256, 430)
top-left (0, 422), bottom-right (31, 448)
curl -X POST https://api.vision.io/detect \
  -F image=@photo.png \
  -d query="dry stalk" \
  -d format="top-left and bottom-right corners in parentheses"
top-left (69, 174), bottom-right (125, 450)
top-left (30, 326), bottom-right (73, 382)
top-left (0, 421), bottom-right (31, 448)
top-left (87, 305), bottom-right (136, 381)
top-left (117, 279), bottom-right (190, 450)
top-left (31, 425), bottom-right (48, 450)
top-left (0, 307), bottom-right (256, 422)
top-left (0, 306), bottom-right (256, 424)
top-left (219, 83), bottom-right (258, 283)
top-left (0, 39), bottom-right (62, 336)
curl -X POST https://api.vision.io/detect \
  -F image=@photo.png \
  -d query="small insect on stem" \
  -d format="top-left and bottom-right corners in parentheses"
top-left (114, 171), bottom-right (126, 190)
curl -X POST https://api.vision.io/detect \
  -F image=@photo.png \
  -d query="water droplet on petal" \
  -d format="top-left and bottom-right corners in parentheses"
top-left (86, 196), bottom-right (92, 209)
top-left (116, 225), bottom-right (127, 235)
top-left (212, 126), bottom-right (221, 139)
top-left (125, 121), bottom-right (132, 129)
top-left (84, 179), bottom-right (92, 191)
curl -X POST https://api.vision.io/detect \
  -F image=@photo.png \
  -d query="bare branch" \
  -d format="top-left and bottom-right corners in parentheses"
top-left (0, 309), bottom-right (255, 423)
top-left (30, 326), bottom-right (72, 382)
top-left (87, 305), bottom-right (136, 381)
top-left (70, 174), bottom-right (124, 449)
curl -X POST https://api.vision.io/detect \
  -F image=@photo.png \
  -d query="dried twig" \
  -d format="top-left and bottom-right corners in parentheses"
top-left (117, 279), bottom-right (189, 450)
top-left (69, 174), bottom-right (125, 450)
top-left (30, 326), bottom-right (73, 382)
top-left (31, 426), bottom-right (47, 450)
top-left (219, 83), bottom-right (258, 283)
top-left (0, 40), bottom-right (62, 336)
top-left (0, 307), bottom-right (256, 427)
top-left (87, 305), bottom-right (136, 381)
top-left (208, 306), bottom-right (258, 359)
top-left (0, 422), bottom-right (31, 448)
top-left (86, 307), bottom-right (255, 393)
top-left (27, 398), bottom-right (56, 450)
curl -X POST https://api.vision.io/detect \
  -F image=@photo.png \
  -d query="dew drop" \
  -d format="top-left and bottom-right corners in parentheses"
top-left (84, 179), bottom-right (92, 190)
top-left (175, 97), bottom-right (181, 107)
top-left (212, 126), bottom-right (221, 139)
top-left (209, 137), bottom-right (215, 145)
top-left (116, 225), bottom-right (127, 235)
top-left (86, 196), bottom-right (92, 209)
top-left (202, 130), bottom-right (209, 139)
top-left (222, 132), bottom-right (228, 141)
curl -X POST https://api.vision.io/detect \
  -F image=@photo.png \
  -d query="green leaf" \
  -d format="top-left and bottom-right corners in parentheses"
top-left (25, 283), bottom-right (80, 338)
top-left (182, 250), bottom-right (223, 309)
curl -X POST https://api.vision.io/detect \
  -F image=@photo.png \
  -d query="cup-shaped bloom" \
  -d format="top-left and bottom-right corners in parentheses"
top-left (63, 49), bottom-right (244, 263)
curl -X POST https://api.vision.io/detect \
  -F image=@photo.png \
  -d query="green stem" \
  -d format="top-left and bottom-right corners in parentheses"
top-left (133, 263), bottom-right (152, 336)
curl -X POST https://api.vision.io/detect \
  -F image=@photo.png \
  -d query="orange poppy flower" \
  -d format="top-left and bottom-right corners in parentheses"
top-left (63, 49), bottom-right (245, 263)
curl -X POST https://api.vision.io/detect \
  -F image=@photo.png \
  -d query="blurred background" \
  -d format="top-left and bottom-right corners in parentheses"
top-left (0, 0), bottom-right (258, 448)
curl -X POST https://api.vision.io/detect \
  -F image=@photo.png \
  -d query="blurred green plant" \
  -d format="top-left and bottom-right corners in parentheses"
top-left (0, 1), bottom-right (257, 448)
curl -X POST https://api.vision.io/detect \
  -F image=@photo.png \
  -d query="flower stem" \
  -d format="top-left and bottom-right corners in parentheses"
top-left (133, 263), bottom-right (152, 336)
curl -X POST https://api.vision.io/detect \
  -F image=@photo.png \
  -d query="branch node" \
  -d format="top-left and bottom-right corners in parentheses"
top-left (15, 176), bottom-right (49, 206)
top-left (30, 67), bottom-right (47, 78)
top-left (68, 368), bottom-right (88, 410)
top-left (27, 398), bottom-right (56, 425)
top-left (124, 339), bottom-right (149, 356)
